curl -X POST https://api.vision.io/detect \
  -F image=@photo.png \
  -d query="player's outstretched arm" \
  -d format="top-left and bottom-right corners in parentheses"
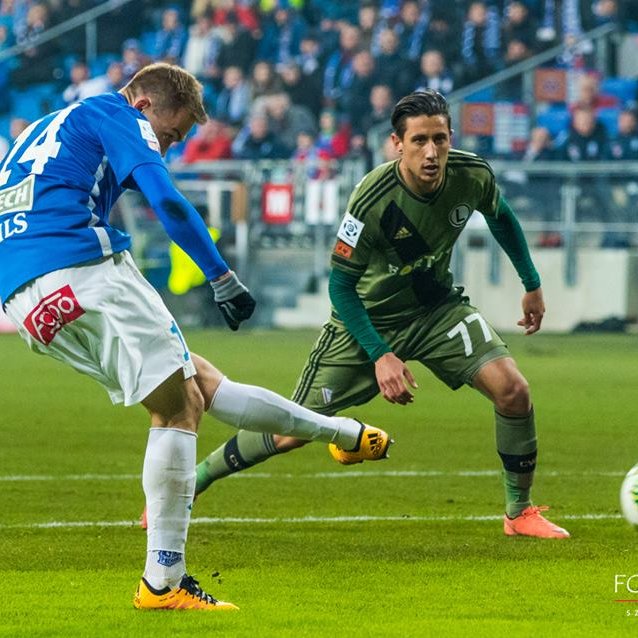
top-left (132, 164), bottom-right (255, 330)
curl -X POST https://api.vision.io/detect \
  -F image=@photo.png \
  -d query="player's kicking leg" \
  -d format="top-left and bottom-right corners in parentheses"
top-left (473, 357), bottom-right (569, 539)
top-left (140, 352), bottom-right (390, 529)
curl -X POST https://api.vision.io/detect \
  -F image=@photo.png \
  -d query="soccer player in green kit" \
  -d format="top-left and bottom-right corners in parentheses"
top-left (172, 90), bottom-right (569, 539)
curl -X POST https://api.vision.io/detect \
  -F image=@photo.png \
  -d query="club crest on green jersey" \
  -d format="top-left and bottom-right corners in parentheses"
top-left (448, 204), bottom-right (472, 228)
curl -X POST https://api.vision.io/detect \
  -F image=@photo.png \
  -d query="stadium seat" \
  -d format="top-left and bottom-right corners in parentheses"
top-left (536, 107), bottom-right (571, 137)
top-left (597, 107), bottom-right (620, 137)
top-left (600, 77), bottom-right (638, 107)
top-left (464, 87), bottom-right (496, 103)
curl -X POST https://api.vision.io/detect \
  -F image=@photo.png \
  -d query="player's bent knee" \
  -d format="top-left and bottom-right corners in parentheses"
top-left (495, 376), bottom-right (531, 415)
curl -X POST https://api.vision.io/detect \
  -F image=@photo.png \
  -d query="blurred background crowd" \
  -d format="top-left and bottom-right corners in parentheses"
top-left (0, 0), bottom-right (636, 168)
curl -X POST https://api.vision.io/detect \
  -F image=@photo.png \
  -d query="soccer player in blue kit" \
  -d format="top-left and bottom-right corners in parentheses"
top-left (0, 63), bottom-right (391, 610)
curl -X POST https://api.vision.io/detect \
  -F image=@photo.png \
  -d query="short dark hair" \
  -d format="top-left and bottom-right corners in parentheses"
top-left (391, 90), bottom-right (451, 138)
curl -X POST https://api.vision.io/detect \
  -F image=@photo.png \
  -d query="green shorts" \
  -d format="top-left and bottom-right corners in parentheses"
top-left (291, 296), bottom-right (509, 414)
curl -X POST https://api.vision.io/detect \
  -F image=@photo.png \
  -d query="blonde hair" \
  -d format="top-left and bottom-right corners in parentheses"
top-left (124, 62), bottom-right (207, 124)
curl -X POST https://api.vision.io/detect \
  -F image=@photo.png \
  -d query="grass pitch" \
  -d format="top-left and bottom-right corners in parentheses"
top-left (1, 329), bottom-right (638, 637)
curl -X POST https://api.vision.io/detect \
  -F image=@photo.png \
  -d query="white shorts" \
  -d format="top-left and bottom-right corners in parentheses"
top-left (5, 251), bottom-right (196, 406)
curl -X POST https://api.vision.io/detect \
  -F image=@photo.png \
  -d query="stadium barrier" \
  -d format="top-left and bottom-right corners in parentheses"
top-left (116, 159), bottom-right (638, 332)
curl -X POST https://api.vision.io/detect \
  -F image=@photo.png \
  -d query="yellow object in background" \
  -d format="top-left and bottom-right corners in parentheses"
top-left (168, 227), bottom-right (221, 295)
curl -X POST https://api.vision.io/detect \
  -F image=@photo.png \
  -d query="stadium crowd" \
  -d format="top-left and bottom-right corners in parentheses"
top-left (0, 0), bottom-right (637, 166)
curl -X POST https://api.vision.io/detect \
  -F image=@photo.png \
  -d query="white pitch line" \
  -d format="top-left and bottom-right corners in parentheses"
top-left (0, 512), bottom-right (623, 531)
top-left (0, 469), bottom-right (626, 482)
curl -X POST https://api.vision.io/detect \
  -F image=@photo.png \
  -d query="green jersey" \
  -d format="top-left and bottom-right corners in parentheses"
top-left (330, 150), bottom-right (500, 327)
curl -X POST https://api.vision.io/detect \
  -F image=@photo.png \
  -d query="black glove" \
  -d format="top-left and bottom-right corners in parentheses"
top-left (210, 271), bottom-right (256, 331)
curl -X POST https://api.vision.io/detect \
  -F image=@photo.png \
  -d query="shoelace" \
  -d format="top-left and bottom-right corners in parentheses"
top-left (179, 575), bottom-right (219, 604)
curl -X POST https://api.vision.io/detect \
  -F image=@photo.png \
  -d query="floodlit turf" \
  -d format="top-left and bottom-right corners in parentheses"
top-left (1, 329), bottom-right (638, 637)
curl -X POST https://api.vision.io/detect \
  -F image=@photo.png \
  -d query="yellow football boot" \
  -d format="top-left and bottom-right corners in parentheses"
top-left (328, 423), bottom-right (392, 465)
top-left (134, 575), bottom-right (239, 611)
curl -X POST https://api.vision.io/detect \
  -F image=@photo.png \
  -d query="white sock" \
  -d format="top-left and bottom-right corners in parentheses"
top-left (209, 377), bottom-right (361, 449)
top-left (142, 427), bottom-right (196, 590)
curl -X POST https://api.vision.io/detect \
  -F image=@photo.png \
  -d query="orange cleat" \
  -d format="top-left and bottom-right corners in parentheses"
top-left (328, 423), bottom-right (392, 465)
top-left (134, 574), bottom-right (238, 611)
top-left (504, 505), bottom-right (570, 539)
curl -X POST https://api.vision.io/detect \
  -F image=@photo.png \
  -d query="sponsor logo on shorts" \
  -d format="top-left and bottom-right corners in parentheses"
top-left (448, 203), bottom-right (472, 228)
top-left (337, 212), bottom-right (364, 247)
top-left (334, 240), bottom-right (353, 259)
top-left (23, 284), bottom-right (85, 345)
top-left (321, 387), bottom-right (333, 404)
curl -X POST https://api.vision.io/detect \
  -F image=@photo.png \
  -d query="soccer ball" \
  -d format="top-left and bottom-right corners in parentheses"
top-left (620, 464), bottom-right (638, 526)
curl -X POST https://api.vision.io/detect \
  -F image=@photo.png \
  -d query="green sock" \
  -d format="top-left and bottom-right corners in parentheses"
top-left (195, 430), bottom-right (279, 495)
top-left (495, 408), bottom-right (537, 518)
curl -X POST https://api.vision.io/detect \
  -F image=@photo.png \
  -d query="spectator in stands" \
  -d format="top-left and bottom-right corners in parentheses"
top-left (502, 1), bottom-right (538, 52)
top-left (310, 0), bottom-right (359, 30)
top-left (11, 2), bottom-right (60, 87)
top-left (182, 117), bottom-right (233, 163)
top-left (214, 65), bottom-right (251, 127)
top-left (297, 29), bottom-right (323, 78)
top-left (592, 0), bottom-right (620, 25)
top-left (261, 91), bottom-right (317, 152)
top-left (496, 38), bottom-right (533, 100)
top-left (357, 2), bottom-right (382, 57)
top-left (356, 83), bottom-right (393, 136)
top-left (571, 73), bottom-right (618, 112)
top-left (74, 61), bottom-right (126, 99)
top-left (214, 11), bottom-right (258, 75)
top-left (373, 28), bottom-right (414, 100)
top-left (536, 0), bottom-right (595, 47)
top-left (460, 1), bottom-right (502, 83)
top-left (558, 105), bottom-right (626, 247)
top-left (153, 6), bottom-right (188, 64)
top-left (121, 38), bottom-right (145, 84)
top-left (558, 105), bottom-right (608, 160)
top-left (231, 112), bottom-right (291, 159)
top-left (517, 127), bottom-right (562, 248)
top-left (250, 61), bottom-right (283, 101)
top-left (279, 60), bottom-right (323, 118)
top-left (61, 61), bottom-right (90, 106)
top-left (424, 7), bottom-right (462, 78)
top-left (315, 108), bottom-right (350, 159)
top-left (323, 24), bottom-right (361, 108)
top-left (210, 0), bottom-right (260, 33)
top-left (608, 109), bottom-right (638, 160)
top-left (414, 50), bottom-right (455, 96)
top-left (182, 14), bottom-right (219, 79)
top-left (340, 50), bottom-right (377, 124)
top-left (257, 6), bottom-right (307, 69)
top-left (607, 109), bottom-right (638, 244)
top-left (395, 0), bottom-right (429, 64)
top-left (293, 130), bottom-right (334, 179)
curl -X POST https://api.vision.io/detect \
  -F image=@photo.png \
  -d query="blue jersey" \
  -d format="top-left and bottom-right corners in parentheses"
top-left (0, 92), bottom-right (165, 305)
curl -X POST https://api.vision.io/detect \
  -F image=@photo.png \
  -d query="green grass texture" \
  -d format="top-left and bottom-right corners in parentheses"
top-left (1, 330), bottom-right (638, 637)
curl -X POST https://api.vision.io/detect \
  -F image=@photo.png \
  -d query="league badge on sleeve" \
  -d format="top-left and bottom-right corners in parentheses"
top-left (337, 212), bottom-right (364, 248)
top-left (137, 119), bottom-right (161, 153)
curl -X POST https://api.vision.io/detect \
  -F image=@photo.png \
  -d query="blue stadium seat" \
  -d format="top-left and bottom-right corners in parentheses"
top-left (536, 107), bottom-right (571, 137)
top-left (0, 114), bottom-right (10, 140)
top-left (10, 88), bottom-right (46, 122)
top-left (464, 87), bottom-right (496, 103)
top-left (89, 54), bottom-right (119, 77)
top-left (600, 77), bottom-right (637, 106)
top-left (597, 107), bottom-right (620, 137)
